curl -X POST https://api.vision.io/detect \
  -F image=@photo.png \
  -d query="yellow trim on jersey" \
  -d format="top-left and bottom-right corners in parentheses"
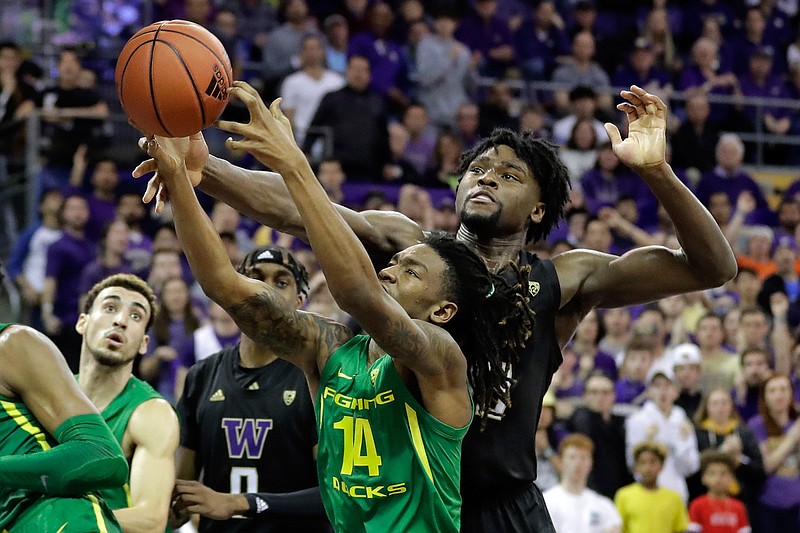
top-left (56, 524), bottom-right (68, 533)
top-left (319, 400), bottom-right (325, 430)
top-left (88, 495), bottom-right (109, 533)
top-left (124, 482), bottom-right (132, 506)
top-left (0, 400), bottom-right (51, 451)
top-left (405, 404), bottom-right (433, 482)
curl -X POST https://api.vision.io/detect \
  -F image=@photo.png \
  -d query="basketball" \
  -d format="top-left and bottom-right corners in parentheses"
top-left (115, 20), bottom-right (233, 137)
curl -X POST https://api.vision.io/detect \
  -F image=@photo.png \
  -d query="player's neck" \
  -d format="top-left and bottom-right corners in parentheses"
top-left (455, 226), bottom-right (525, 274)
top-left (78, 356), bottom-right (132, 411)
top-left (238, 335), bottom-right (278, 368)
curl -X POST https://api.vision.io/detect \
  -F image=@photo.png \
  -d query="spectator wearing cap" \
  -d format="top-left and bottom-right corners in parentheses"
top-left (611, 37), bottom-right (671, 94)
top-left (455, 0), bottom-right (515, 78)
top-left (348, 2), bottom-right (410, 111)
top-left (415, 8), bottom-right (472, 129)
top-left (696, 314), bottom-right (740, 393)
top-left (568, 372), bottom-right (634, 499)
top-left (670, 89), bottom-right (720, 176)
top-left (625, 364), bottom-right (700, 504)
top-left (695, 133), bottom-right (773, 226)
top-left (551, 85), bottom-right (607, 147)
top-left (323, 14), bottom-right (349, 74)
top-left (551, 31), bottom-right (612, 113)
top-left (758, 236), bottom-right (800, 328)
top-left (513, 0), bottom-right (570, 81)
top-left (671, 343), bottom-right (704, 420)
top-left (689, 387), bottom-right (765, 518)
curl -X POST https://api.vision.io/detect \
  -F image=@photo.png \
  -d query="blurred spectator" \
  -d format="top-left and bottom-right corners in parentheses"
top-left (384, 122), bottom-right (420, 183)
top-left (68, 148), bottom-right (119, 242)
top-left (698, 15), bottom-right (735, 75)
top-left (323, 14), bottom-right (349, 75)
top-left (348, 2), bottom-right (409, 112)
top-left (581, 217), bottom-right (612, 254)
top-left (690, 387), bottom-right (765, 520)
top-left (147, 249), bottom-right (183, 295)
top-left (477, 80), bottom-right (518, 137)
top-left (581, 143), bottom-right (647, 217)
top-left (388, 0), bottom-right (425, 44)
top-left (454, 102), bottom-right (481, 151)
top-left (696, 313), bottom-right (739, 393)
top-left (211, 8), bottom-right (252, 79)
top-left (695, 134), bottom-right (772, 226)
top-left (614, 442), bottom-right (690, 533)
top-left (231, 0), bottom-right (278, 57)
top-left (553, 346), bottom-right (585, 418)
top-left (140, 276), bottom-right (200, 403)
top-left (634, 306), bottom-right (671, 363)
top-left (400, 103), bottom-right (436, 178)
top-left (304, 270), bottom-right (350, 324)
top-left (514, 0), bottom-right (569, 81)
top-left (682, 0), bottom-right (736, 42)
top-left (37, 48), bottom-right (109, 191)
top-left (571, 309), bottom-right (619, 382)
top-left (190, 300), bottom-right (240, 364)
top-left (78, 220), bottom-right (133, 295)
top-left (551, 32), bottom-right (612, 113)
top-left (747, 373), bottom-right (800, 532)
top-left (670, 90), bottom-right (719, 176)
top-left (687, 451), bottom-right (752, 533)
top-left (732, 7), bottom-right (778, 76)
top-left (210, 201), bottom-right (252, 255)
top-left (305, 55), bottom-right (391, 181)
top-left (568, 372), bottom-right (634, 499)
top-left (117, 191), bottom-right (153, 271)
top-left (738, 307), bottom-right (772, 352)
top-left (261, 0), bottom-right (317, 99)
top-left (599, 307), bottom-right (632, 356)
top-left (671, 343), bottom-right (704, 420)
top-left (612, 37), bottom-right (671, 94)
top-left (552, 86), bottom-right (607, 147)
top-left (455, 0), bottom-right (515, 78)
top-left (599, 201), bottom-right (660, 254)
top-left (400, 19), bottom-right (429, 97)
top-left (737, 226), bottom-right (776, 280)
top-left (535, 391), bottom-right (561, 493)
top-left (341, 0), bottom-right (369, 35)
top-left (415, 9), bottom-right (472, 129)
top-left (6, 189), bottom-right (63, 328)
top-left (784, 66), bottom-right (800, 165)
top-left (432, 198), bottom-right (458, 233)
top-left (560, 118), bottom-right (599, 183)
top-left (428, 130), bottom-right (462, 188)
top-left (316, 158), bottom-right (345, 203)
top-left (0, 41), bottom-right (36, 170)
top-left (396, 184), bottom-right (434, 230)
top-left (758, 237), bottom-right (800, 328)
top-left (626, 365), bottom-right (700, 504)
top-left (543, 434), bottom-right (623, 533)
top-left (615, 337), bottom-right (654, 408)
top-left (280, 34), bottom-right (345, 145)
top-left (641, 7), bottom-right (680, 77)
top-left (519, 102), bottom-right (551, 141)
top-left (42, 193), bottom-right (95, 371)
top-left (678, 37), bottom-right (738, 123)
top-left (775, 198), bottom-right (800, 240)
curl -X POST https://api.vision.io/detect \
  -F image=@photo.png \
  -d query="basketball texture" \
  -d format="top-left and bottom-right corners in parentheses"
top-left (115, 20), bottom-right (233, 137)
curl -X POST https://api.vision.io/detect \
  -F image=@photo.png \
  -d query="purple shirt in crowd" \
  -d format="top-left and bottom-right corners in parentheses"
top-left (45, 232), bottom-right (96, 324)
top-left (145, 318), bottom-right (196, 403)
top-left (63, 187), bottom-right (117, 242)
top-left (738, 73), bottom-right (789, 122)
top-left (695, 167), bottom-right (774, 225)
top-left (611, 64), bottom-right (671, 91)
top-left (348, 32), bottom-right (406, 96)
top-left (580, 168), bottom-right (655, 219)
top-left (748, 415), bottom-right (800, 509)
top-left (78, 258), bottom-right (135, 296)
top-left (455, 14), bottom-right (515, 74)
top-left (615, 378), bottom-right (646, 405)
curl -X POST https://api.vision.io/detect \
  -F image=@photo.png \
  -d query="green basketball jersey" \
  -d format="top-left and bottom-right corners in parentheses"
top-left (315, 335), bottom-right (470, 533)
top-left (91, 376), bottom-right (163, 511)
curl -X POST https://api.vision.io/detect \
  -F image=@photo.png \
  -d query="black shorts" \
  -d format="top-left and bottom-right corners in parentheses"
top-left (460, 482), bottom-right (556, 533)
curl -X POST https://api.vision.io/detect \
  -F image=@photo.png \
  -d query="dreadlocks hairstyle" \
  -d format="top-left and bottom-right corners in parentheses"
top-left (457, 128), bottom-right (572, 244)
top-left (424, 232), bottom-right (535, 429)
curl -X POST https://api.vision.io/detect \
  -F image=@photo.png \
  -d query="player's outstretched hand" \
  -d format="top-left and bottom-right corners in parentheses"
top-left (604, 85), bottom-right (667, 172)
top-left (174, 479), bottom-right (248, 520)
top-left (132, 133), bottom-right (208, 213)
top-left (216, 81), bottom-right (305, 175)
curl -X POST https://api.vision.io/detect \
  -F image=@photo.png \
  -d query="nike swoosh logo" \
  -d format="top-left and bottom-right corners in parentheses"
top-left (40, 475), bottom-right (49, 491)
top-left (337, 370), bottom-right (353, 380)
top-left (57, 524), bottom-right (68, 533)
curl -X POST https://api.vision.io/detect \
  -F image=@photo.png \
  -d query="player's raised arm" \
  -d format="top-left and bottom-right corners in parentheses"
top-left (142, 138), bottom-right (351, 375)
top-left (217, 82), bottom-right (462, 379)
top-left (0, 325), bottom-right (128, 495)
top-left (132, 135), bottom-right (422, 267)
top-left (556, 86), bottom-right (737, 312)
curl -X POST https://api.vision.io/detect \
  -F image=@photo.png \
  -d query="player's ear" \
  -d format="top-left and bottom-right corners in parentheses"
top-left (75, 313), bottom-right (88, 335)
top-left (529, 201), bottom-right (545, 225)
top-left (138, 333), bottom-right (150, 355)
top-left (429, 301), bottom-right (457, 325)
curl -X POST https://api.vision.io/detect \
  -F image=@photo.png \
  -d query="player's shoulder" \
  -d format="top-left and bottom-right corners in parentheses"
top-left (128, 397), bottom-right (179, 445)
top-left (0, 324), bottom-right (55, 362)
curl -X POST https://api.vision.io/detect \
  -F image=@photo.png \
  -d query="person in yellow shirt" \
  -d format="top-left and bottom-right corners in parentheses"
top-left (615, 442), bottom-right (689, 533)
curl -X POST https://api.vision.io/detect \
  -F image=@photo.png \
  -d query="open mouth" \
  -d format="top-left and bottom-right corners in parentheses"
top-left (468, 191), bottom-right (496, 204)
top-left (106, 332), bottom-right (125, 347)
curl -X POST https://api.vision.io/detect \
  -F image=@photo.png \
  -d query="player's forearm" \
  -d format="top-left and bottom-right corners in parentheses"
top-left (246, 486), bottom-right (326, 518)
top-left (113, 506), bottom-right (168, 533)
top-left (200, 156), bottom-right (307, 238)
top-left (638, 162), bottom-right (737, 286)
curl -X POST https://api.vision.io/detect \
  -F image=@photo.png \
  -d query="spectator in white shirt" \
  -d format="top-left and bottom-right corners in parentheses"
top-left (544, 433), bottom-right (623, 533)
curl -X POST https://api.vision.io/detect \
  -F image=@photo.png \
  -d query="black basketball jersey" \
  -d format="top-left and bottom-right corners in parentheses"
top-left (460, 253), bottom-right (563, 500)
top-left (178, 345), bottom-right (329, 533)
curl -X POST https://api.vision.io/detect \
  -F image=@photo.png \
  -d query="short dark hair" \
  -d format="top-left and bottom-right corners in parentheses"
top-left (82, 274), bottom-right (157, 330)
top-left (424, 232), bottom-right (535, 429)
top-left (0, 41), bottom-right (19, 53)
top-left (633, 441), bottom-right (667, 463)
top-left (457, 128), bottom-right (571, 244)
top-left (740, 346), bottom-right (770, 367)
top-left (700, 449), bottom-right (736, 475)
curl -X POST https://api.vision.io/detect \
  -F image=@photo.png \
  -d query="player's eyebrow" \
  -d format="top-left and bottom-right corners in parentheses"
top-left (471, 155), bottom-right (526, 175)
top-left (101, 295), bottom-right (149, 315)
top-left (399, 256), bottom-right (428, 273)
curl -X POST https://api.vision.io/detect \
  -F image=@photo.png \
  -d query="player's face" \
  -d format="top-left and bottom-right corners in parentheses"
top-left (76, 286), bottom-right (151, 367)
top-left (634, 451), bottom-right (663, 485)
top-left (243, 262), bottom-right (303, 309)
top-left (378, 244), bottom-right (456, 325)
top-left (455, 145), bottom-right (544, 239)
top-left (702, 463), bottom-right (733, 494)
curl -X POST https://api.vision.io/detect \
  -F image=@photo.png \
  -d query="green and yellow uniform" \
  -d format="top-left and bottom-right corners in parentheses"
top-left (315, 335), bottom-right (470, 533)
top-left (0, 323), bottom-right (121, 533)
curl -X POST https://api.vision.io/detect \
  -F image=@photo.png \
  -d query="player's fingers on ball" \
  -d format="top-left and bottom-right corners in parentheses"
top-left (215, 119), bottom-right (248, 136)
top-left (232, 80), bottom-right (259, 97)
top-left (132, 159), bottom-right (156, 178)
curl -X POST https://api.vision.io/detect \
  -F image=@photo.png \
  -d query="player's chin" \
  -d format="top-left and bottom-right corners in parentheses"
top-left (92, 349), bottom-right (137, 368)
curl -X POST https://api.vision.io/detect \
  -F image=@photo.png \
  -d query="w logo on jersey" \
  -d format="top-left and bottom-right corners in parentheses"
top-left (221, 418), bottom-right (273, 459)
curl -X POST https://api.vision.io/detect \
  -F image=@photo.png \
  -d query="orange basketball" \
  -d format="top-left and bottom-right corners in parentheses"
top-left (115, 20), bottom-right (233, 137)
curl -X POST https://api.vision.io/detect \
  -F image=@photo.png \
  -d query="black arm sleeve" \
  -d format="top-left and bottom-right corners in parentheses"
top-left (246, 486), bottom-right (326, 518)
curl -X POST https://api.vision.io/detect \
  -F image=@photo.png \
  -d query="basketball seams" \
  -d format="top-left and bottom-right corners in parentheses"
top-left (149, 22), bottom-right (174, 137)
top-left (158, 29), bottom-right (233, 86)
top-left (158, 38), bottom-right (207, 129)
top-left (116, 39), bottom-right (155, 112)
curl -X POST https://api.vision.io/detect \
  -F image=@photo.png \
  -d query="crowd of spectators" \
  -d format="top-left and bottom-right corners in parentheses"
top-left (2, 0), bottom-right (800, 532)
